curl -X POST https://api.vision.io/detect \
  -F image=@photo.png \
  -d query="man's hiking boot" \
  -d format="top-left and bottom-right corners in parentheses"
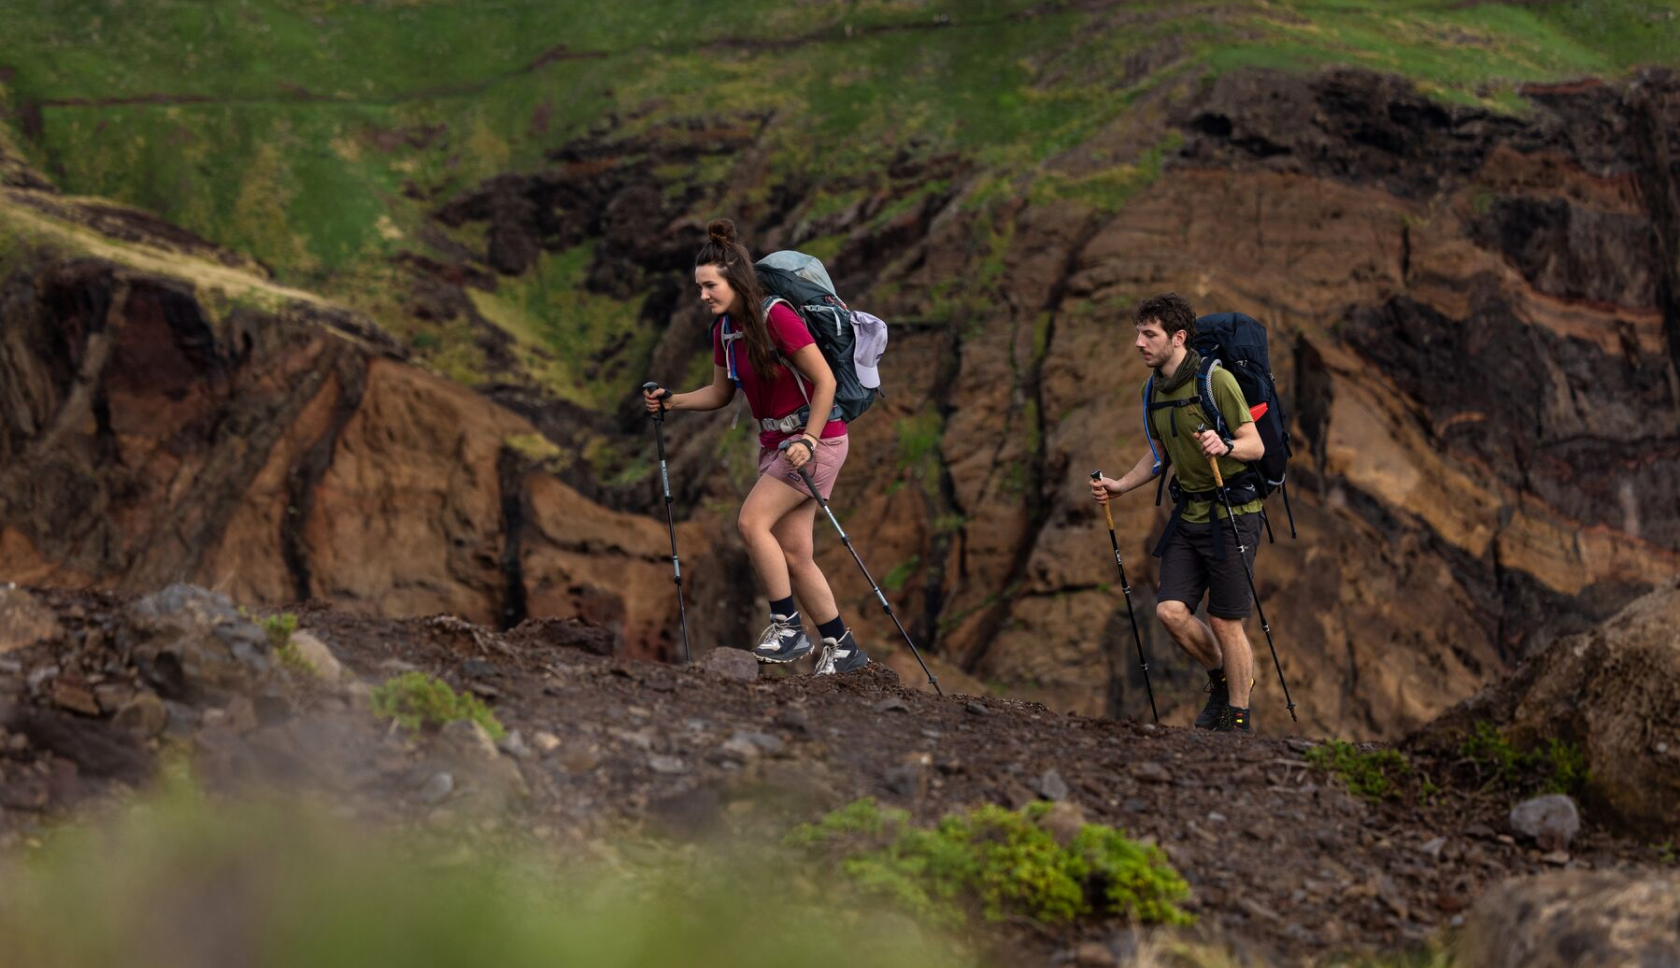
top-left (814, 629), bottom-right (869, 675)
top-left (1214, 705), bottom-right (1253, 732)
top-left (752, 614), bottom-right (814, 664)
top-left (1194, 668), bottom-right (1229, 730)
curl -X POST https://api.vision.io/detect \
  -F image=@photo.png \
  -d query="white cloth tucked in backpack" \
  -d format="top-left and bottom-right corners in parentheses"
top-left (849, 311), bottom-right (887, 389)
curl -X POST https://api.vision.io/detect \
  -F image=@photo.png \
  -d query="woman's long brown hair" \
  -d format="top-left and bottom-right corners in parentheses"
top-left (696, 218), bottom-right (779, 382)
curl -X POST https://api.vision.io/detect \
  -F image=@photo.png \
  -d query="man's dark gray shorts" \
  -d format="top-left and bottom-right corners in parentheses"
top-left (1156, 513), bottom-right (1261, 619)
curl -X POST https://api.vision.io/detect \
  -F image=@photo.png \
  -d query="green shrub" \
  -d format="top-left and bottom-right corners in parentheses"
top-left (0, 785), bottom-right (967, 968)
top-left (371, 672), bottom-right (506, 741)
top-left (259, 612), bottom-right (297, 650)
top-left (1304, 740), bottom-right (1416, 802)
top-left (787, 799), bottom-right (1193, 929)
top-left (1460, 722), bottom-right (1590, 797)
top-left (257, 612), bottom-right (317, 675)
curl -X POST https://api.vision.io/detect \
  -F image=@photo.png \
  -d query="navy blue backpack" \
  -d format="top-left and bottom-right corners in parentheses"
top-left (1142, 311), bottom-right (1296, 542)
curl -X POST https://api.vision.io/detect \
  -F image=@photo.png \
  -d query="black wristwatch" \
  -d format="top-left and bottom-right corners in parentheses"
top-left (1221, 435), bottom-right (1234, 457)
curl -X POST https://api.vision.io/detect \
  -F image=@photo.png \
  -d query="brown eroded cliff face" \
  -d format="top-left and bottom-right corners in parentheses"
top-left (967, 70), bottom-right (1680, 735)
top-left (418, 68), bottom-right (1679, 736)
top-left (0, 186), bottom-right (744, 663)
top-left (4, 69), bottom-right (1678, 738)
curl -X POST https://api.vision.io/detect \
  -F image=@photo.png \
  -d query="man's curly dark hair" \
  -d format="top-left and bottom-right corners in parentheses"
top-left (1133, 292), bottom-right (1197, 343)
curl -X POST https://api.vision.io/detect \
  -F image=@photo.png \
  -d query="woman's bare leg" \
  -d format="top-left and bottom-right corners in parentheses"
top-left (771, 500), bottom-right (838, 623)
top-left (737, 475), bottom-right (811, 601)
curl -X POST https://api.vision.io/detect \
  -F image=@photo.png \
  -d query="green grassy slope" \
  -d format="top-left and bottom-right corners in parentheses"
top-left (2, 0), bottom-right (1676, 402)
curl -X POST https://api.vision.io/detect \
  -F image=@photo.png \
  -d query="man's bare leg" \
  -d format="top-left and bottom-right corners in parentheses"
top-left (1208, 616), bottom-right (1254, 709)
top-left (1154, 600), bottom-right (1224, 670)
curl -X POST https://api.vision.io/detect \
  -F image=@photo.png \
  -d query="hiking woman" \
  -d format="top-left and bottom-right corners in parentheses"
top-left (642, 219), bottom-right (868, 674)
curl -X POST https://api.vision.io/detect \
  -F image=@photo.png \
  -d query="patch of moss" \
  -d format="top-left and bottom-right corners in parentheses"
top-left (787, 798), bottom-right (1193, 930)
top-left (466, 243), bottom-right (651, 410)
top-left (880, 556), bottom-right (922, 593)
top-left (1304, 739), bottom-right (1417, 802)
top-left (894, 410), bottom-right (944, 473)
top-left (370, 671), bottom-right (506, 741)
top-left (504, 432), bottom-right (563, 467)
top-left (1028, 133), bottom-right (1184, 213)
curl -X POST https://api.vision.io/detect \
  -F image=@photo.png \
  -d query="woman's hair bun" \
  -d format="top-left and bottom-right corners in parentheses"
top-left (707, 218), bottom-right (737, 245)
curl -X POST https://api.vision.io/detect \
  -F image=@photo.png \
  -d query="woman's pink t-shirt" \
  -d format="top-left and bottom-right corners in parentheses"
top-left (713, 302), bottom-right (847, 448)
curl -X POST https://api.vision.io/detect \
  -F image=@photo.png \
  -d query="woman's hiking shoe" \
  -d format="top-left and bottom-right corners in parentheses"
top-left (1194, 668), bottom-right (1229, 730)
top-left (752, 614), bottom-right (814, 664)
top-left (814, 630), bottom-right (869, 675)
top-left (1214, 705), bottom-right (1253, 732)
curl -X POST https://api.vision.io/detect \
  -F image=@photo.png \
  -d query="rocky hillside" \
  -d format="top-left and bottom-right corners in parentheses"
top-left (3, 2), bottom-right (1679, 738)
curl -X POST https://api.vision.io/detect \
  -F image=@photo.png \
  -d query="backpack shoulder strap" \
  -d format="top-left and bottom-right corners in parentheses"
top-left (758, 297), bottom-right (813, 404)
top-left (1197, 358), bottom-right (1231, 439)
top-left (719, 315), bottom-right (744, 388)
top-left (1142, 375), bottom-right (1163, 474)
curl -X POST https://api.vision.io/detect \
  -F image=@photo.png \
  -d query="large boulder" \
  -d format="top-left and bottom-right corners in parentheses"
top-left (1457, 871), bottom-right (1680, 968)
top-left (1414, 579), bottom-right (1680, 838)
top-left (126, 585), bottom-right (273, 702)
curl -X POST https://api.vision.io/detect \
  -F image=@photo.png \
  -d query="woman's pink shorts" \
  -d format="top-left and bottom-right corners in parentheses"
top-left (757, 435), bottom-right (849, 501)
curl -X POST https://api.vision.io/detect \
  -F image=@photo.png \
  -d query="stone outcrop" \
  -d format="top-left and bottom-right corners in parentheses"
top-left (1416, 579), bottom-right (1680, 839)
top-left (1457, 871), bottom-right (1680, 968)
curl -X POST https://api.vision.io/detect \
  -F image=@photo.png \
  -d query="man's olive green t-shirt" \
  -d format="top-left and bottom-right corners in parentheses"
top-left (1145, 366), bottom-right (1263, 524)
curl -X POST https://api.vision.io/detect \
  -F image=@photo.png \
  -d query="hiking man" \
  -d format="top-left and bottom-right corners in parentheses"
top-left (1089, 293), bottom-right (1264, 732)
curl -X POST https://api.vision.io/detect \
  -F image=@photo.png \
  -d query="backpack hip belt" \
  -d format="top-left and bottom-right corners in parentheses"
top-left (1151, 472), bottom-right (1262, 562)
top-left (759, 404), bottom-right (845, 435)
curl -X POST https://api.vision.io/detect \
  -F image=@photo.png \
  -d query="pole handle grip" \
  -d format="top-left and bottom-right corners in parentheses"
top-left (640, 382), bottom-right (671, 410)
top-left (1196, 424), bottom-right (1225, 488)
top-left (1090, 470), bottom-right (1116, 531)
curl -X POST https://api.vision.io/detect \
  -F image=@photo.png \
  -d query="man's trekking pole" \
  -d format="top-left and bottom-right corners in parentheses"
top-left (1199, 424), bottom-right (1296, 722)
top-left (1091, 471), bottom-right (1159, 723)
top-left (642, 383), bottom-right (692, 664)
top-left (780, 439), bottom-right (942, 696)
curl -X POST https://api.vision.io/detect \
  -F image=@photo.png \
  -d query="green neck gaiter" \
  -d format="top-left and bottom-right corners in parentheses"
top-left (1155, 347), bottom-right (1201, 394)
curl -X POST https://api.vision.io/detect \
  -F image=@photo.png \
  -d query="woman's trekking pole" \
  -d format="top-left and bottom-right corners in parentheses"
top-left (780, 439), bottom-right (942, 696)
top-left (1090, 471), bottom-right (1159, 723)
top-left (642, 383), bottom-right (692, 664)
top-left (1200, 425), bottom-right (1296, 722)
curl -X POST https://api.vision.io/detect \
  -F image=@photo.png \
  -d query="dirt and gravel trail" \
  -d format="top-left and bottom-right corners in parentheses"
top-left (1, 585), bottom-right (1665, 965)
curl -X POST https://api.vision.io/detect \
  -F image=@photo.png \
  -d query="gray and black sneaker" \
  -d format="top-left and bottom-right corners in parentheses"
top-left (813, 629), bottom-right (869, 675)
top-left (752, 614), bottom-right (814, 664)
top-left (1194, 668), bottom-right (1230, 730)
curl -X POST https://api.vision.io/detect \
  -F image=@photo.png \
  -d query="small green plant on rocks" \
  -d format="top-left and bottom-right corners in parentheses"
top-left (259, 612), bottom-right (297, 650)
top-left (257, 612), bottom-right (316, 675)
top-left (786, 798), bottom-right (1193, 930)
top-left (371, 672), bottom-right (505, 741)
top-left (1460, 722), bottom-right (1590, 797)
top-left (1304, 740), bottom-right (1416, 802)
